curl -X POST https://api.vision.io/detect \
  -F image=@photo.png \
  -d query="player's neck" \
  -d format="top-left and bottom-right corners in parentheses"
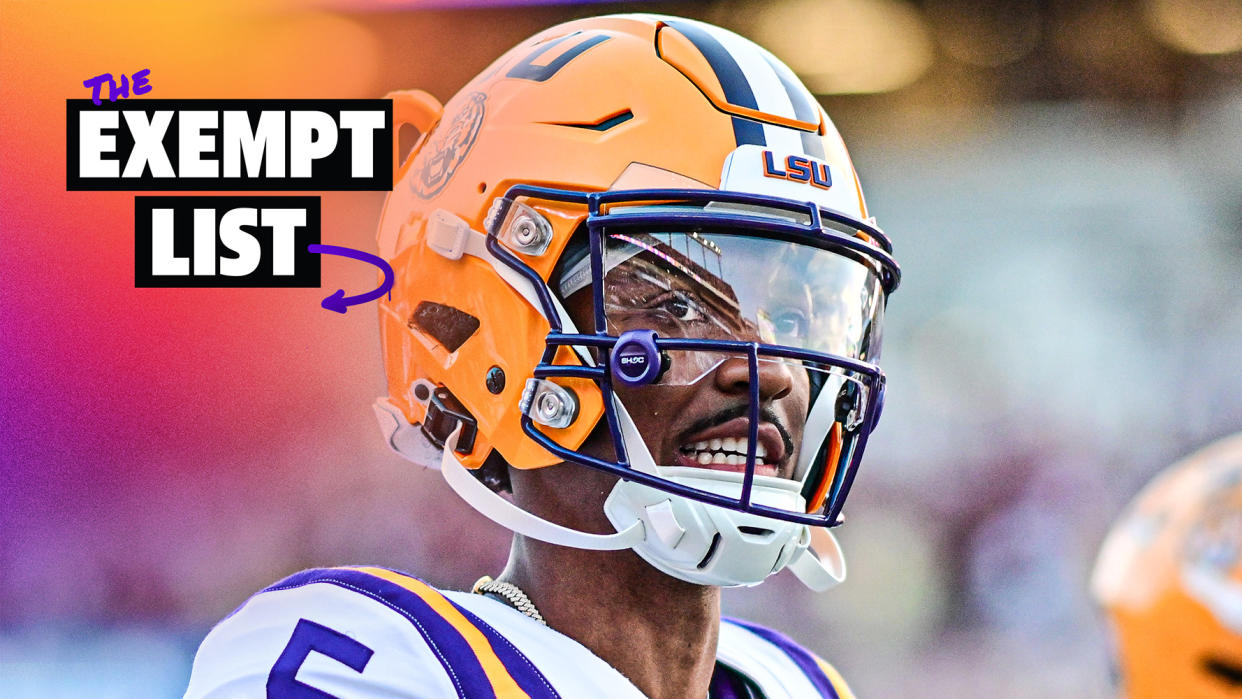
top-left (500, 535), bottom-right (720, 699)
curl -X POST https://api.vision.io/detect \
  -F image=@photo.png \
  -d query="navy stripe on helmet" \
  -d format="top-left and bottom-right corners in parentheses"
top-left (759, 51), bottom-right (820, 125)
top-left (732, 117), bottom-right (766, 147)
top-left (665, 20), bottom-right (766, 147)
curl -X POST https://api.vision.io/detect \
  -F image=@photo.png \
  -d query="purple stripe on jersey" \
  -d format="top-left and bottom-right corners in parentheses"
top-left (722, 617), bottom-right (840, 699)
top-left (263, 568), bottom-right (494, 699)
top-left (709, 664), bottom-right (743, 699)
top-left (449, 600), bottom-right (561, 699)
top-left (263, 568), bottom-right (560, 699)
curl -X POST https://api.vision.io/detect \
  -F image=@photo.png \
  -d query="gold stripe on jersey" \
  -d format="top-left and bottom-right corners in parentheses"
top-left (815, 656), bottom-right (856, 699)
top-left (349, 566), bottom-right (531, 699)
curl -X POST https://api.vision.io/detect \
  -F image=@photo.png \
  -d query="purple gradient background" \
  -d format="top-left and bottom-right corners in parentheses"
top-left (5, 2), bottom-right (1242, 697)
top-left (0, 2), bottom-right (530, 629)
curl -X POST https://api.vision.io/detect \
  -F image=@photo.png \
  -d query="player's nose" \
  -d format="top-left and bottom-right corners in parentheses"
top-left (713, 355), bottom-right (793, 402)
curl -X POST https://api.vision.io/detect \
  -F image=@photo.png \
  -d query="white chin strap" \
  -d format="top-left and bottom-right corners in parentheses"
top-left (439, 425), bottom-right (645, 550)
top-left (791, 526), bottom-right (847, 591)
top-left (603, 467), bottom-right (846, 590)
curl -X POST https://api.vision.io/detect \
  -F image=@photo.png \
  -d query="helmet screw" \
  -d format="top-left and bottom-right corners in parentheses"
top-left (521, 379), bottom-right (578, 428)
top-left (537, 391), bottom-right (563, 420)
top-left (486, 366), bottom-right (506, 394)
top-left (499, 204), bottom-right (553, 255)
top-left (513, 216), bottom-right (539, 245)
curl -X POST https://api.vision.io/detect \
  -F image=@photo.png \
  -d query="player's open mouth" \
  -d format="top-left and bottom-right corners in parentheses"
top-left (675, 417), bottom-right (787, 477)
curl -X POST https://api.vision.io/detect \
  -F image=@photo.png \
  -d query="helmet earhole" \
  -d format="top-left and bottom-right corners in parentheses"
top-left (413, 383), bottom-right (431, 402)
top-left (485, 366), bottom-right (506, 394)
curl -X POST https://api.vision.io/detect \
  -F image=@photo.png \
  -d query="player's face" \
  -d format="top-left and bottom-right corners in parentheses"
top-left (563, 231), bottom-right (876, 483)
top-left (611, 347), bottom-right (810, 481)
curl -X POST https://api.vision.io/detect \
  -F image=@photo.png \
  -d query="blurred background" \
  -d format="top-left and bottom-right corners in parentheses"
top-left (2, 0), bottom-right (1240, 696)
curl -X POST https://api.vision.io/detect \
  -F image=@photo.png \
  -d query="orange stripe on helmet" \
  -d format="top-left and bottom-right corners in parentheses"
top-left (656, 22), bottom-right (819, 133)
top-left (807, 422), bottom-right (843, 513)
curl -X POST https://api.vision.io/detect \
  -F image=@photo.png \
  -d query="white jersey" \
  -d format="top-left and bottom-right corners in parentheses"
top-left (185, 566), bottom-right (854, 698)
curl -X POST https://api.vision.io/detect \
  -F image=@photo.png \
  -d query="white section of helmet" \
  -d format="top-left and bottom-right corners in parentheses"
top-left (1182, 560), bottom-right (1242, 636)
top-left (720, 144), bottom-right (864, 221)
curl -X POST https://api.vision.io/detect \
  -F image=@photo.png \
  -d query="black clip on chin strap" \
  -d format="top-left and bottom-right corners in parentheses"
top-left (421, 387), bottom-right (478, 455)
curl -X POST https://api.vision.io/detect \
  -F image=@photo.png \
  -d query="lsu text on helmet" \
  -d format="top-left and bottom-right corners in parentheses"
top-left (372, 14), bottom-right (901, 591)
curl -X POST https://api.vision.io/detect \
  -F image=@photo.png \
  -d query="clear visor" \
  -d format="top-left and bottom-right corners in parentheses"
top-left (598, 231), bottom-right (884, 385)
top-left (553, 230), bottom-right (886, 516)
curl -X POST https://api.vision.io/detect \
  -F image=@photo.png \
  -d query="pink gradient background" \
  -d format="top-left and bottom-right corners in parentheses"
top-left (1, 1), bottom-right (543, 627)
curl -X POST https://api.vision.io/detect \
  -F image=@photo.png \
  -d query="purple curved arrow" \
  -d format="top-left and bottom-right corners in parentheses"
top-left (307, 244), bottom-right (394, 314)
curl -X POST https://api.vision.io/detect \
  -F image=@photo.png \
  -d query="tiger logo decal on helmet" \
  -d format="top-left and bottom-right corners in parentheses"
top-left (413, 91), bottom-right (487, 199)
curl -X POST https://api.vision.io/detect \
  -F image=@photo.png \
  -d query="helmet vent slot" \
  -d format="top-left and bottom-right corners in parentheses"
top-left (544, 109), bottom-right (633, 132)
top-left (696, 533), bottom-right (723, 570)
top-left (410, 302), bottom-right (480, 353)
top-left (738, 526), bottom-right (774, 538)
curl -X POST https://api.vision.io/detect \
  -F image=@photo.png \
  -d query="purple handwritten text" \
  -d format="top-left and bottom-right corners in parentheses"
top-left (83, 69), bottom-right (152, 106)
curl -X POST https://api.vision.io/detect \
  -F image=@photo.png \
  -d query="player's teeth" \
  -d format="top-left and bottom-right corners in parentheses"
top-left (738, 437), bottom-right (749, 455)
top-left (756, 443), bottom-right (767, 458)
top-left (694, 441), bottom-right (708, 451)
top-left (697, 451), bottom-right (712, 465)
top-left (722, 437), bottom-right (737, 453)
top-left (711, 452), bottom-right (729, 465)
top-left (727, 454), bottom-right (741, 466)
top-left (710, 438), bottom-right (722, 450)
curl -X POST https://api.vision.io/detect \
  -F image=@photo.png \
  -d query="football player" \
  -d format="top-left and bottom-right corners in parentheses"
top-left (1092, 433), bottom-right (1242, 698)
top-left (186, 14), bottom-right (900, 698)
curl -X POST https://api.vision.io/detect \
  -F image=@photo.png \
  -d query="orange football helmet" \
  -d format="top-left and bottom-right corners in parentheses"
top-left (372, 14), bottom-right (899, 590)
top-left (1092, 433), bottom-right (1242, 697)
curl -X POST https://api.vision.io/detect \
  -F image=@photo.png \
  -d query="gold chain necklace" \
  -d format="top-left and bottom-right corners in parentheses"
top-left (471, 576), bottom-right (546, 625)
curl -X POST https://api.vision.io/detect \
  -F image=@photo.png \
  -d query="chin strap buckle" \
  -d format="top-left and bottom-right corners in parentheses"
top-left (788, 527), bottom-right (848, 592)
top-left (422, 387), bottom-right (477, 455)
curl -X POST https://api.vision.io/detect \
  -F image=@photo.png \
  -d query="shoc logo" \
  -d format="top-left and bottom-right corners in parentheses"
top-left (761, 150), bottom-right (832, 190)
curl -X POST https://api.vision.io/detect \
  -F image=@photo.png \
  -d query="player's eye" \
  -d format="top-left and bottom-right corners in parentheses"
top-left (651, 290), bottom-right (703, 322)
top-left (770, 309), bottom-right (808, 339)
